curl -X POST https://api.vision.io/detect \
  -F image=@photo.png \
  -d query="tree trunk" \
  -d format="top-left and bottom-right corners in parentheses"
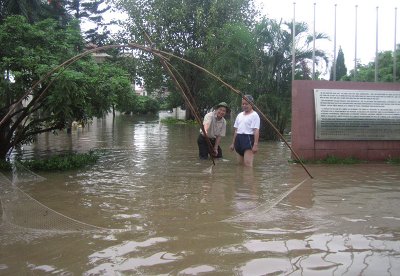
top-left (0, 131), bottom-right (12, 160)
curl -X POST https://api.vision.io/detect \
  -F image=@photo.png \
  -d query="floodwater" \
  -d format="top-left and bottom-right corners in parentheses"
top-left (1, 112), bottom-right (400, 275)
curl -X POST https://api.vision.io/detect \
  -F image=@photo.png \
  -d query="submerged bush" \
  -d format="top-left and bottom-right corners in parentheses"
top-left (20, 151), bottom-right (100, 171)
top-left (160, 118), bottom-right (197, 125)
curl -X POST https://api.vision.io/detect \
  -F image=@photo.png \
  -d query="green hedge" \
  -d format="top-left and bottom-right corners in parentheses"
top-left (0, 151), bottom-right (100, 172)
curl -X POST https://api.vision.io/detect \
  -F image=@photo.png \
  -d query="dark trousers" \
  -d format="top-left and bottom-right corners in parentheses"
top-left (197, 134), bottom-right (222, 159)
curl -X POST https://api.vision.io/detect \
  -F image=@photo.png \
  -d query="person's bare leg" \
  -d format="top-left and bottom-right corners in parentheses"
top-left (236, 154), bottom-right (244, 165)
top-left (243, 150), bottom-right (254, 167)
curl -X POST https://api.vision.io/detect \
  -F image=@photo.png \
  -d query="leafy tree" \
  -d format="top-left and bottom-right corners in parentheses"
top-left (343, 47), bottom-right (400, 82)
top-left (330, 46), bottom-right (347, 81)
top-left (205, 22), bottom-right (256, 111)
top-left (0, 0), bottom-right (114, 44)
top-left (0, 0), bottom-right (71, 25)
top-left (0, 0), bottom-right (43, 23)
top-left (134, 96), bottom-right (160, 114)
top-left (45, 0), bottom-right (70, 23)
top-left (67, 0), bottom-right (112, 45)
top-left (111, 0), bottom-right (256, 116)
top-left (0, 16), bottom-right (132, 160)
top-left (68, 0), bottom-right (110, 19)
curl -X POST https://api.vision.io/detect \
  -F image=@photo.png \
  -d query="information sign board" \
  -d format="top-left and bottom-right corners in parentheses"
top-left (314, 89), bottom-right (400, 140)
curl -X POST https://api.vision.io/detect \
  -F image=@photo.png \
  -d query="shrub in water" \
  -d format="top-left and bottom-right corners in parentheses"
top-left (20, 151), bottom-right (100, 171)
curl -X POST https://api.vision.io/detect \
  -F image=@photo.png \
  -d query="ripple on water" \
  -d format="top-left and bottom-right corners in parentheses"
top-left (178, 265), bottom-right (216, 275)
top-left (85, 237), bottom-right (180, 274)
top-left (3, 114), bottom-right (400, 275)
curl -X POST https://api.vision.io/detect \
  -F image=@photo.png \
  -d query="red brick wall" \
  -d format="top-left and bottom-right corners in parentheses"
top-left (291, 80), bottom-right (400, 161)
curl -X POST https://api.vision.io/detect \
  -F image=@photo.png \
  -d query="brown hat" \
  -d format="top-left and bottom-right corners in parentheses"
top-left (215, 102), bottom-right (229, 111)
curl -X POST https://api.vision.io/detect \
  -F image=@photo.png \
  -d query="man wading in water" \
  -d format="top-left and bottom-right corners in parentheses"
top-left (230, 95), bottom-right (260, 167)
top-left (197, 102), bottom-right (229, 159)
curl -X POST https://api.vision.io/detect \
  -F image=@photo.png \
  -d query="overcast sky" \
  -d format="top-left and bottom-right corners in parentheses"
top-left (98, 1), bottom-right (399, 79)
top-left (255, 0), bottom-right (399, 77)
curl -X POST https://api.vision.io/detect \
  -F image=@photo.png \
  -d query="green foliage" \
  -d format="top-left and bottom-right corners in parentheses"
top-left (20, 151), bottom-right (100, 171)
top-left (256, 93), bottom-right (291, 140)
top-left (343, 47), bottom-right (400, 82)
top-left (386, 156), bottom-right (400, 165)
top-left (319, 155), bottom-right (362, 164)
top-left (116, 93), bottom-right (160, 115)
top-left (134, 96), bottom-right (160, 114)
top-left (109, 54), bottom-right (137, 83)
top-left (112, 0), bottom-right (256, 116)
top-left (205, 22), bottom-right (256, 111)
top-left (0, 0), bottom-right (74, 25)
top-left (248, 18), bottom-right (328, 139)
top-left (160, 118), bottom-right (197, 125)
top-left (292, 155), bottom-right (362, 164)
top-left (0, 15), bottom-right (133, 159)
top-left (0, 151), bottom-right (100, 172)
top-left (291, 155), bottom-right (400, 165)
top-left (0, 0), bottom-right (112, 40)
top-left (330, 46), bottom-right (347, 81)
top-left (115, 90), bottom-right (138, 113)
top-left (69, 0), bottom-right (113, 45)
top-left (1, 0), bottom-right (45, 23)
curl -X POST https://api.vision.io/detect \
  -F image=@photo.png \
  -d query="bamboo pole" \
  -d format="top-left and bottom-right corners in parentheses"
top-left (131, 44), bottom-right (313, 178)
top-left (142, 33), bottom-right (216, 166)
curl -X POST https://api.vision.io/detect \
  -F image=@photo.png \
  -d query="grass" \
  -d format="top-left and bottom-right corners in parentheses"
top-left (0, 150), bottom-right (101, 172)
top-left (317, 155), bottom-right (362, 164)
top-left (292, 154), bottom-right (400, 165)
top-left (291, 155), bottom-right (363, 164)
top-left (386, 156), bottom-right (400, 165)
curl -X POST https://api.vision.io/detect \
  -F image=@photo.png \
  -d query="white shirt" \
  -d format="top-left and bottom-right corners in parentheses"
top-left (233, 111), bottom-right (260, 134)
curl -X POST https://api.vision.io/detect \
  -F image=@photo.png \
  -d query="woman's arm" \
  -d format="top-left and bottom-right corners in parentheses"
top-left (230, 129), bottom-right (237, 151)
top-left (252, 128), bottom-right (259, 153)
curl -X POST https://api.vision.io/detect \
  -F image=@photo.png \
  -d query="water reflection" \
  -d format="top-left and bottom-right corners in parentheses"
top-left (1, 113), bottom-right (400, 275)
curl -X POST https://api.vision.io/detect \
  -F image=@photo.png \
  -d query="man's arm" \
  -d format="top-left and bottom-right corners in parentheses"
top-left (214, 136), bottom-right (222, 155)
top-left (202, 112), bottom-right (212, 136)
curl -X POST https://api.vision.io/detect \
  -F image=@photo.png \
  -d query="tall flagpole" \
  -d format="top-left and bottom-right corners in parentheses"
top-left (312, 3), bottom-right (316, 80)
top-left (292, 2), bottom-right (296, 81)
top-left (394, 7), bottom-right (398, 82)
top-left (333, 4), bottom-right (337, 81)
top-left (375, 6), bottom-right (379, 82)
top-left (354, 5), bottom-right (358, 81)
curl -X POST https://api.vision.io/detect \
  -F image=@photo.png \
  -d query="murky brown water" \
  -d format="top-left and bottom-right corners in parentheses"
top-left (1, 112), bottom-right (400, 275)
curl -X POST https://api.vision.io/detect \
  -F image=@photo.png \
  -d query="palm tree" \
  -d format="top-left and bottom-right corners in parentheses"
top-left (251, 18), bottom-right (329, 139)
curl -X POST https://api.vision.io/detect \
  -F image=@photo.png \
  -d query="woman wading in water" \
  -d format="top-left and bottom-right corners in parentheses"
top-left (230, 95), bottom-right (260, 167)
